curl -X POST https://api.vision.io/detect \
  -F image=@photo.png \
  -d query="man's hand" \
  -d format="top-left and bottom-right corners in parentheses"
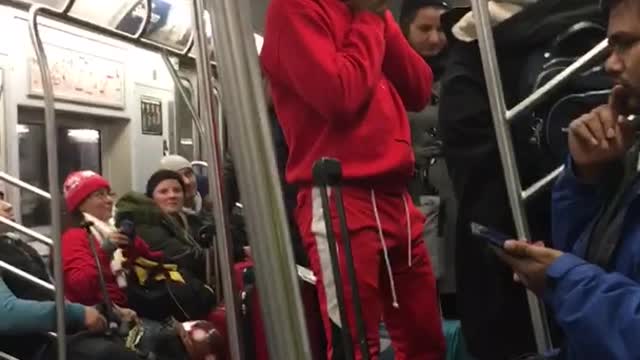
top-left (495, 240), bottom-right (564, 297)
top-left (114, 305), bottom-right (140, 325)
top-left (568, 85), bottom-right (636, 182)
top-left (348, 0), bottom-right (387, 16)
top-left (84, 306), bottom-right (108, 333)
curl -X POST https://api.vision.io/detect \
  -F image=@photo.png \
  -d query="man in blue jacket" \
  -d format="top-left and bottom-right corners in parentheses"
top-left (497, 0), bottom-right (640, 358)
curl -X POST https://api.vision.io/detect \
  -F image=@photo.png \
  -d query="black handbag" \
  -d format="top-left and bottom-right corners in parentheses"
top-left (125, 261), bottom-right (215, 322)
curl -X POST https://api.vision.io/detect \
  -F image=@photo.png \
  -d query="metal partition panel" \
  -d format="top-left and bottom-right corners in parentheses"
top-left (207, 0), bottom-right (312, 358)
top-left (468, 0), bottom-right (554, 352)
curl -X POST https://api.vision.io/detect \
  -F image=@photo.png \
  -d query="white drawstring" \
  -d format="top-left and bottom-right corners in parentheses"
top-left (402, 194), bottom-right (412, 268)
top-left (371, 189), bottom-right (399, 309)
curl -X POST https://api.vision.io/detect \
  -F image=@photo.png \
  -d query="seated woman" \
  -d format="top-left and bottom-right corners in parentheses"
top-left (115, 170), bottom-right (209, 281)
top-left (61, 170), bottom-right (162, 309)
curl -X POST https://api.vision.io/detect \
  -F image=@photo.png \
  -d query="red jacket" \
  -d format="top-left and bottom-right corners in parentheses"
top-left (261, 0), bottom-right (432, 189)
top-left (62, 227), bottom-right (162, 307)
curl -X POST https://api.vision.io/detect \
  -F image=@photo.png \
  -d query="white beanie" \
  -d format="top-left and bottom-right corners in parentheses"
top-left (160, 155), bottom-right (191, 172)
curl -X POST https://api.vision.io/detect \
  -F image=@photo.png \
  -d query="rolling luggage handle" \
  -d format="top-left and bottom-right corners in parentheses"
top-left (312, 158), bottom-right (369, 360)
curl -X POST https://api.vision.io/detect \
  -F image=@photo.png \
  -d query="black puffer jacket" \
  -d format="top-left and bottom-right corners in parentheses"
top-left (115, 192), bottom-right (208, 280)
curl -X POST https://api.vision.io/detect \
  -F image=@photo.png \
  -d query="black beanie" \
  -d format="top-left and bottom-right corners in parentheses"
top-left (145, 169), bottom-right (186, 198)
top-left (400, 0), bottom-right (451, 20)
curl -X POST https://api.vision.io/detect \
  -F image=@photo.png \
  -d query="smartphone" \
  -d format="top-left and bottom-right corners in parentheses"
top-left (470, 222), bottom-right (511, 249)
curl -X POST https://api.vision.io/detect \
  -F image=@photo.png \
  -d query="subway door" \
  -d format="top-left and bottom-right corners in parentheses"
top-left (131, 84), bottom-right (173, 192)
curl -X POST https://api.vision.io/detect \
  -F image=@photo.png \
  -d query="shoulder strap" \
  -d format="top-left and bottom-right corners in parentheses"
top-left (586, 142), bottom-right (640, 269)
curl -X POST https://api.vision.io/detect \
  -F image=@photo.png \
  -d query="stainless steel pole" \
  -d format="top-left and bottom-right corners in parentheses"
top-left (208, 0), bottom-right (312, 358)
top-left (0, 171), bottom-right (51, 199)
top-left (0, 216), bottom-right (54, 246)
top-left (469, 0), bottom-right (554, 353)
top-left (28, 6), bottom-right (67, 359)
top-left (507, 40), bottom-right (609, 122)
top-left (161, 51), bottom-right (221, 301)
top-left (522, 165), bottom-right (565, 201)
top-left (0, 260), bottom-right (55, 292)
top-left (190, 1), bottom-right (244, 359)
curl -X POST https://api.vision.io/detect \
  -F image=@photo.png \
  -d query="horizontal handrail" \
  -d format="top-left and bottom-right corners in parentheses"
top-left (522, 165), bottom-right (565, 201)
top-left (0, 260), bottom-right (55, 292)
top-left (0, 216), bottom-right (53, 246)
top-left (0, 171), bottom-right (51, 199)
top-left (507, 39), bottom-right (609, 122)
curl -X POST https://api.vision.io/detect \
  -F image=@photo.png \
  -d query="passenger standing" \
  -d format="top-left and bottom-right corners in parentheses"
top-left (400, 0), bottom-right (457, 291)
top-left (261, 0), bottom-right (446, 358)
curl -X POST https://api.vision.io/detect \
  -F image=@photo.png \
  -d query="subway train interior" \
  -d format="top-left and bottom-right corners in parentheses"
top-left (0, 0), bottom-right (634, 359)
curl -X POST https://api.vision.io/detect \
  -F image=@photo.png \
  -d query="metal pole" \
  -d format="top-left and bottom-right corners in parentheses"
top-left (522, 165), bottom-right (565, 201)
top-left (208, 0), bottom-right (312, 359)
top-left (0, 260), bottom-right (55, 292)
top-left (507, 40), bottom-right (609, 122)
top-left (161, 51), bottom-right (221, 301)
top-left (160, 52), bottom-right (206, 141)
top-left (0, 171), bottom-right (51, 199)
top-left (28, 6), bottom-right (67, 359)
top-left (213, 85), bottom-right (225, 155)
top-left (190, 1), bottom-right (244, 359)
top-left (0, 216), bottom-right (54, 246)
top-left (469, 0), bottom-right (553, 353)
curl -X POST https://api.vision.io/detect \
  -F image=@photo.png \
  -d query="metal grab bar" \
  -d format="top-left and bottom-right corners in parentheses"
top-left (469, 0), bottom-right (554, 353)
top-left (0, 260), bottom-right (55, 293)
top-left (213, 85), bottom-right (225, 156)
top-left (0, 171), bottom-right (51, 200)
top-left (190, 1), bottom-right (243, 359)
top-left (28, 5), bottom-right (67, 359)
top-left (0, 0), bottom-right (205, 60)
top-left (208, 0), bottom-right (312, 358)
top-left (522, 165), bottom-right (565, 201)
top-left (507, 39), bottom-right (609, 122)
top-left (160, 52), bottom-right (206, 141)
top-left (161, 51), bottom-right (221, 303)
top-left (0, 217), bottom-right (53, 246)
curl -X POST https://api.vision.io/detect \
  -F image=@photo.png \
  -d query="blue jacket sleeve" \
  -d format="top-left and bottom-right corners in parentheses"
top-left (545, 254), bottom-right (640, 359)
top-left (551, 159), bottom-right (604, 252)
top-left (0, 277), bottom-right (86, 335)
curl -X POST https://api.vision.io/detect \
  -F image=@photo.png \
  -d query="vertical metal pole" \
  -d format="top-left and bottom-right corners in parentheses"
top-left (208, 0), bottom-right (312, 359)
top-left (190, 1), bottom-right (244, 359)
top-left (161, 52), bottom-right (221, 302)
top-left (28, 6), bottom-right (67, 359)
top-left (469, 0), bottom-right (553, 353)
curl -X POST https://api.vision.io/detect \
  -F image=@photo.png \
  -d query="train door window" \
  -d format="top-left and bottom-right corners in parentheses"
top-left (18, 117), bottom-right (102, 233)
top-left (175, 77), bottom-right (197, 161)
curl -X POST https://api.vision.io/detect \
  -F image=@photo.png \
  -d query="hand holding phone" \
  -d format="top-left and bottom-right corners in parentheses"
top-left (470, 222), bottom-right (510, 249)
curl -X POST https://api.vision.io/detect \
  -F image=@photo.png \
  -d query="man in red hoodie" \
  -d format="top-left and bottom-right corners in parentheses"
top-left (261, 0), bottom-right (446, 358)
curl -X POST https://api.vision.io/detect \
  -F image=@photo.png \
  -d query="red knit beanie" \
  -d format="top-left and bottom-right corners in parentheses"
top-left (63, 171), bottom-right (110, 212)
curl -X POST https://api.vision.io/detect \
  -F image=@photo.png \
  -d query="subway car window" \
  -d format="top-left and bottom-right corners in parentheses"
top-left (18, 122), bottom-right (101, 231)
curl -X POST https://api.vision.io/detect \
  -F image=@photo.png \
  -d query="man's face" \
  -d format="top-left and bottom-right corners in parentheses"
top-left (177, 167), bottom-right (198, 200)
top-left (606, 0), bottom-right (640, 113)
top-left (407, 7), bottom-right (448, 59)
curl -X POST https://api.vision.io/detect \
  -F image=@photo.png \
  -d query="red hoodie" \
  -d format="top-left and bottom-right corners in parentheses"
top-left (261, 0), bottom-right (432, 189)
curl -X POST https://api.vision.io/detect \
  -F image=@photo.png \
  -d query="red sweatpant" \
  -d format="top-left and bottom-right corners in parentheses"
top-left (295, 186), bottom-right (445, 360)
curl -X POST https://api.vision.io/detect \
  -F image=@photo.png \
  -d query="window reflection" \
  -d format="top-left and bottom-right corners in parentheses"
top-left (120, 0), bottom-right (193, 51)
top-left (19, 123), bottom-right (102, 230)
top-left (70, 0), bottom-right (145, 35)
